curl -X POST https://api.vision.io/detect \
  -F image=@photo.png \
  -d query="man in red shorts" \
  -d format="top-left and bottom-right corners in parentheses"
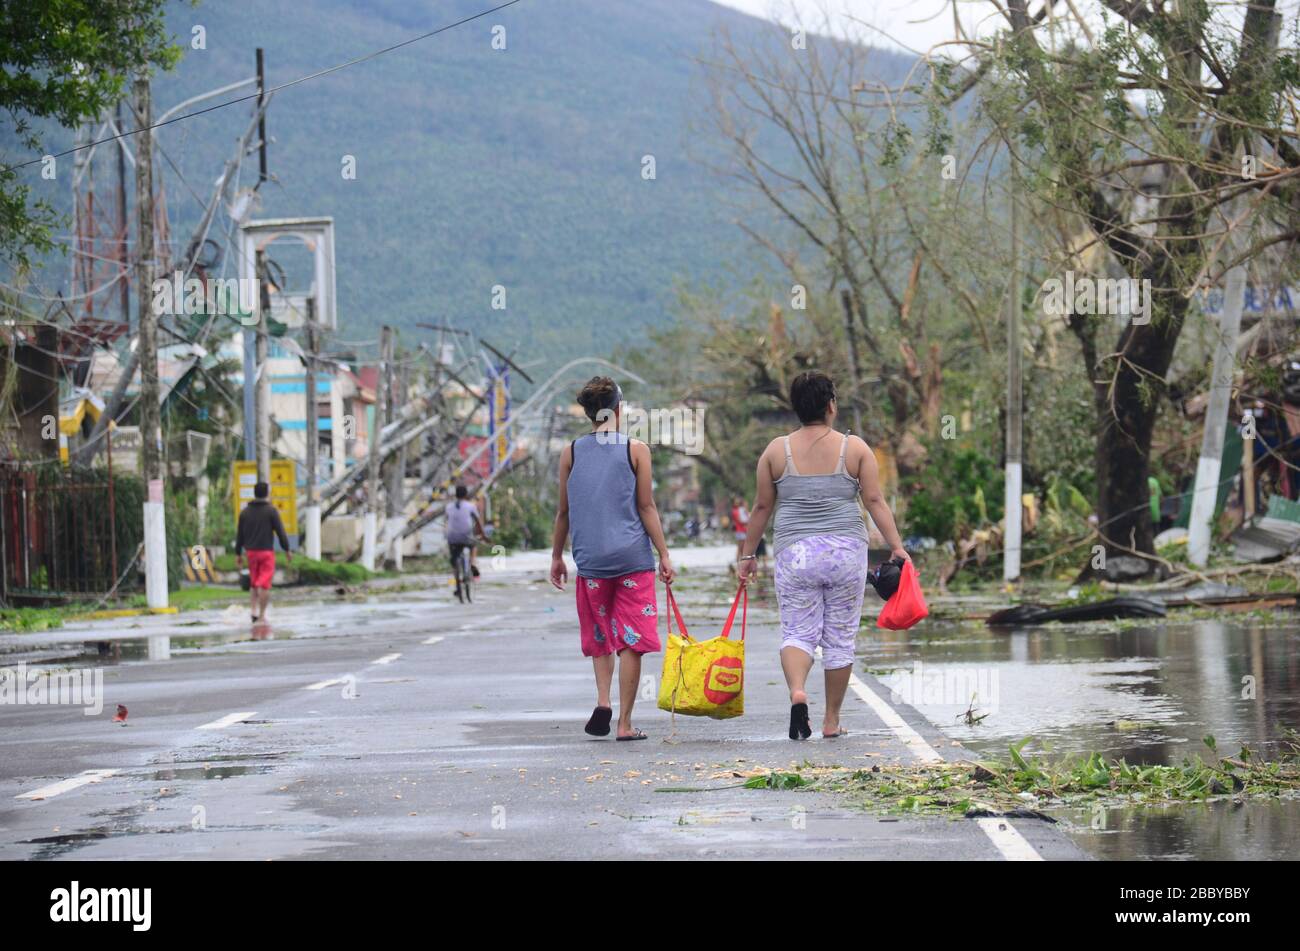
top-left (236, 481), bottom-right (292, 623)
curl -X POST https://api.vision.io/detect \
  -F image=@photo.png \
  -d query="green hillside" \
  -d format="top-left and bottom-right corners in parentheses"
top-left (9, 0), bottom-right (915, 368)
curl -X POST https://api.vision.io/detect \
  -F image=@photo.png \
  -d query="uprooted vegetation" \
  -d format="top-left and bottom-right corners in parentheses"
top-left (743, 733), bottom-right (1300, 820)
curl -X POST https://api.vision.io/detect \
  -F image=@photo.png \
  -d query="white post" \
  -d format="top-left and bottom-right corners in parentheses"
top-left (304, 505), bottom-right (322, 561)
top-left (1003, 178), bottom-right (1023, 582)
top-left (1188, 263), bottom-right (1248, 567)
top-left (196, 472), bottom-right (209, 541)
top-left (386, 516), bottom-right (405, 570)
top-left (361, 511), bottom-right (377, 571)
top-left (143, 490), bottom-right (168, 609)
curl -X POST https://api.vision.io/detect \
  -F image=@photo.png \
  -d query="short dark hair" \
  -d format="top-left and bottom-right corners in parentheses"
top-left (254, 481), bottom-right (269, 499)
top-left (455, 484), bottom-right (468, 499)
top-left (790, 371), bottom-right (837, 424)
top-left (576, 376), bottom-right (620, 422)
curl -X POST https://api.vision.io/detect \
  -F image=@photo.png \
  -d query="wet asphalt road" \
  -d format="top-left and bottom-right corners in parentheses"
top-left (0, 572), bottom-right (1089, 860)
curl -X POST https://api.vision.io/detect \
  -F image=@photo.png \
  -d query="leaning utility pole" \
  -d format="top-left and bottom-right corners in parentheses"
top-left (361, 326), bottom-right (391, 571)
top-left (1188, 262), bottom-right (1248, 567)
top-left (1003, 179), bottom-right (1023, 584)
top-left (303, 302), bottom-right (322, 560)
top-left (135, 77), bottom-right (168, 608)
top-left (386, 358), bottom-right (406, 569)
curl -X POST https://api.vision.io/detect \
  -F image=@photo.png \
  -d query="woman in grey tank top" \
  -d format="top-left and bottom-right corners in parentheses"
top-left (549, 377), bottom-right (676, 742)
top-left (737, 371), bottom-right (910, 741)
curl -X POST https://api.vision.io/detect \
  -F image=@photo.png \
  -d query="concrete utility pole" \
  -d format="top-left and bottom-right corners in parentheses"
top-left (303, 302), bottom-right (322, 560)
top-left (1188, 263), bottom-right (1248, 567)
top-left (134, 77), bottom-right (168, 609)
top-left (386, 358), bottom-right (405, 570)
top-left (243, 49), bottom-right (269, 467)
top-left (115, 100), bottom-right (130, 326)
top-left (361, 326), bottom-right (390, 571)
top-left (255, 249), bottom-right (271, 483)
top-left (1003, 179), bottom-right (1023, 584)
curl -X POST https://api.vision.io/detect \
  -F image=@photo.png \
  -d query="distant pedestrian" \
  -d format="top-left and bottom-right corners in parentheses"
top-left (550, 376), bottom-right (675, 741)
top-left (730, 496), bottom-right (749, 570)
top-left (236, 481), bottom-right (292, 623)
top-left (737, 371), bottom-right (909, 740)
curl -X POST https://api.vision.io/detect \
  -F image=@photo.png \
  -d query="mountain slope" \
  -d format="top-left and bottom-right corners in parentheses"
top-left (12, 0), bottom-right (917, 368)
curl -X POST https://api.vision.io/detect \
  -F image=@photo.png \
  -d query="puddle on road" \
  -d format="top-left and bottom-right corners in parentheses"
top-left (1, 595), bottom-right (453, 671)
top-left (151, 764), bottom-right (273, 782)
top-left (859, 616), bottom-right (1300, 859)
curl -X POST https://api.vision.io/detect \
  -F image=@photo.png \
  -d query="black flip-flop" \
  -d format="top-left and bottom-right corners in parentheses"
top-left (789, 702), bottom-right (812, 740)
top-left (616, 729), bottom-right (648, 741)
top-left (584, 706), bottom-right (612, 737)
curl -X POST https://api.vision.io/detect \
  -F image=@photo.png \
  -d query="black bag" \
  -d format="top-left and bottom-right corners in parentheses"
top-left (866, 556), bottom-right (905, 601)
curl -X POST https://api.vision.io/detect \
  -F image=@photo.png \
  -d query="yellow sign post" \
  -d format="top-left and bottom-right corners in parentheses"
top-left (232, 459), bottom-right (299, 536)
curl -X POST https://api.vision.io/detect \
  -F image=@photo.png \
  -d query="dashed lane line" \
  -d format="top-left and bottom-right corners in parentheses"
top-left (196, 711), bottom-right (256, 730)
top-left (15, 769), bottom-right (118, 801)
top-left (847, 673), bottom-right (1043, 862)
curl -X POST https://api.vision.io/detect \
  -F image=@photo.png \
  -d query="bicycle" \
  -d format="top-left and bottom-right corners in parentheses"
top-left (452, 543), bottom-right (473, 603)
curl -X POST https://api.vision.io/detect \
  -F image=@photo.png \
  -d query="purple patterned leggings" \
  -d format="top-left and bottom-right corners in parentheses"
top-left (774, 534), bottom-right (869, 670)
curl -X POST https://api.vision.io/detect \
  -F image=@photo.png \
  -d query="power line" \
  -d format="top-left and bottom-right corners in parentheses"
top-left (0, 0), bottom-right (527, 175)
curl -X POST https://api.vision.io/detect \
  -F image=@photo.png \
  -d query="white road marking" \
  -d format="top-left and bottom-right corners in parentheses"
top-left (974, 817), bottom-right (1044, 861)
top-left (458, 613), bottom-right (504, 631)
top-left (423, 636), bottom-right (445, 645)
top-left (848, 674), bottom-right (1043, 862)
top-left (16, 768), bottom-right (117, 801)
top-left (847, 674), bottom-right (943, 764)
top-left (196, 711), bottom-right (256, 730)
top-left (304, 678), bottom-right (345, 691)
top-left (371, 653), bottom-right (401, 665)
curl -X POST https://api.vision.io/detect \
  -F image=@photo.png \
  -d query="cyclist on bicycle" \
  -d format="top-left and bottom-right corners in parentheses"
top-left (447, 485), bottom-right (487, 601)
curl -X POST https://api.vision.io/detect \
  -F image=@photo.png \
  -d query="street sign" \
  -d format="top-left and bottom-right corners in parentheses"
top-left (108, 425), bottom-right (141, 474)
top-left (232, 459), bottom-right (298, 536)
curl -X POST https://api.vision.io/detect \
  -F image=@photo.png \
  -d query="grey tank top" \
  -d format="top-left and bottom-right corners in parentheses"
top-left (773, 432), bottom-right (868, 555)
top-left (446, 500), bottom-right (476, 544)
top-left (567, 432), bottom-right (655, 578)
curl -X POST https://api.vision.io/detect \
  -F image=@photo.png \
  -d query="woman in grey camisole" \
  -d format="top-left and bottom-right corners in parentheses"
top-left (737, 371), bottom-right (910, 741)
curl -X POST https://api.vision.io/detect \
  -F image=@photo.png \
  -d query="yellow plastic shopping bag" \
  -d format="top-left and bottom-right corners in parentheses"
top-left (656, 585), bottom-right (746, 719)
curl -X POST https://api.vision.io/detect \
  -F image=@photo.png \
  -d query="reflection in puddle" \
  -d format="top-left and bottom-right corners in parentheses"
top-left (151, 764), bottom-right (273, 782)
top-left (859, 616), bottom-right (1300, 859)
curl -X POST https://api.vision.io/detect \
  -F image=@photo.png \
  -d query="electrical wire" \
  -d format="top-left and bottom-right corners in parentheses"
top-left (0, 0), bottom-right (528, 174)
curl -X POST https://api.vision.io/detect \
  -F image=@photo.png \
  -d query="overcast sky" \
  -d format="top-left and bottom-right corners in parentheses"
top-left (710, 0), bottom-right (990, 55)
top-left (712, 0), bottom-right (1300, 58)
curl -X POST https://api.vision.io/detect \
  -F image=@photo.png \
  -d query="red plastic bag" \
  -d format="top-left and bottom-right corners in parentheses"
top-left (876, 560), bottom-right (928, 630)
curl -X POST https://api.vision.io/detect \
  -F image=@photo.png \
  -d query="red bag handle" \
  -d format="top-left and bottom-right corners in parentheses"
top-left (665, 585), bottom-right (746, 641)
top-left (665, 586), bottom-right (694, 642)
top-left (719, 585), bottom-right (747, 641)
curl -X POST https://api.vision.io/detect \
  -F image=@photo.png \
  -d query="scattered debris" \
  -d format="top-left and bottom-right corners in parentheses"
top-left (987, 596), bottom-right (1166, 626)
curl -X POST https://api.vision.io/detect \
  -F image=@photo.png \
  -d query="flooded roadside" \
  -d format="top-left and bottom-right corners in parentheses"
top-left (860, 615), bottom-right (1300, 859)
top-left (0, 593), bottom-right (455, 672)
